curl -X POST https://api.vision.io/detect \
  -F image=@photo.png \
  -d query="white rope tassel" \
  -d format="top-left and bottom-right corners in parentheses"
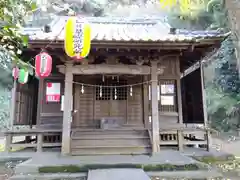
top-left (130, 86), bottom-right (133, 96)
top-left (99, 85), bottom-right (102, 97)
top-left (114, 87), bottom-right (117, 100)
top-left (81, 84), bottom-right (84, 94)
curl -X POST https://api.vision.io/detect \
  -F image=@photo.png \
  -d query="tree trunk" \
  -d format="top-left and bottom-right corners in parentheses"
top-left (225, 0), bottom-right (240, 77)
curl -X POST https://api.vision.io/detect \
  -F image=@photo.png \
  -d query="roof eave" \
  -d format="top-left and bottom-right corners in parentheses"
top-left (26, 36), bottom-right (226, 50)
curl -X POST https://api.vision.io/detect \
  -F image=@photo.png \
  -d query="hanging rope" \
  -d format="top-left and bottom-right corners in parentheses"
top-left (26, 26), bottom-right (65, 64)
top-left (65, 79), bottom-right (156, 88)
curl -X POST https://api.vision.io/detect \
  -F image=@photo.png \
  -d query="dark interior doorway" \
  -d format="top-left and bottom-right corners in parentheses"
top-left (181, 68), bottom-right (204, 124)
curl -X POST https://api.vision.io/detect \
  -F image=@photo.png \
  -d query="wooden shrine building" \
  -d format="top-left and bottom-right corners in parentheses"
top-left (4, 16), bottom-right (228, 155)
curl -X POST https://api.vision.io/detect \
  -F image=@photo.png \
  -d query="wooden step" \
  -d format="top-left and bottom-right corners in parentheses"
top-left (70, 129), bottom-right (152, 155)
top-left (72, 145), bottom-right (151, 149)
top-left (122, 124), bottom-right (145, 127)
top-left (71, 139), bottom-right (150, 146)
top-left (71, 146), bottom-right (151, 155)
top-left (72, 127), bottom-right (147, 132)
top-left (71, 136), bottom-right (149, 140)
top-left (72, 130), bottom-right (148, 137)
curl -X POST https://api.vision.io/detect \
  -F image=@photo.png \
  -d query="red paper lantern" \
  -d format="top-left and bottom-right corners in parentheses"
top-left (73, 54), bottom-right (84, 60)
top-left (35, 52), bottom-right (52, 78)
top-left (12, 67), bottom-right (19, 80)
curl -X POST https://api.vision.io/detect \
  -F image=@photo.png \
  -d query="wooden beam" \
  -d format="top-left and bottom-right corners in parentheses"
top-left (143, 75), bottom-right (149, 128)
top-left (9, 80), bottom-right (17, 129)
top-left (36, 78), bottom-right (44, 126)
top-left (28, 39), bottom-right (223, 50)
top-left (150, 61), bottom-right (160, 153)
top-left (57, 64), bottom-right (165, 75)
top-left (200, 62), bottom-right (211, 151)
top-left (61, 62), bottom-right (73, 155)
top-left (29, 41), bottom-right (198, 50)
top-left (176, 57), bottom-right (184, 151)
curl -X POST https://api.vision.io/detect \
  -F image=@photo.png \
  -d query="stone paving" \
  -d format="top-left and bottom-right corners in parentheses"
top-left (13, 150), bottom-right (200, 174)
top-left (0, 147), bottom-right (233, 173)
top-left (88, 169), bottom-right (150, 180)
top-left (0, 147), bottom-right (234, 180)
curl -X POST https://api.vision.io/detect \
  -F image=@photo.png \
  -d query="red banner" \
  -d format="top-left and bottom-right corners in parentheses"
top-left (46, 82), bottom-right (61, 102)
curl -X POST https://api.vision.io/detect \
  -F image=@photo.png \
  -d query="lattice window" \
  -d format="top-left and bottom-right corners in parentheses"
top-left (96, 86), bottom-right (111, 100)
top-left (111, 81), bottom-right (127, 100)
top-left (95, 79), bottom-right (127, 100)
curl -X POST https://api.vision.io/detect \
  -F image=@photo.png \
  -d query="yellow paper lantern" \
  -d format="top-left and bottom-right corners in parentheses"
top-left (64, 17), bottom-right (91, 60)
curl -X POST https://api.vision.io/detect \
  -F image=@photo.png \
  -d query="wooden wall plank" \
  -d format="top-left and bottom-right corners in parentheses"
top-left (127, 77), bottom-right (143, 125)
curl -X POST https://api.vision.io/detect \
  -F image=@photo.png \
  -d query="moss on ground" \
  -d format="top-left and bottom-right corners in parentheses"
top-left (39, 163), bottom-right (200, 173)
top-left (194, 155), bottom-right (240, 176)
top-left (193, 155), bottom-right (235, 164)
top-left (0, 144), bottom-right (25, 152)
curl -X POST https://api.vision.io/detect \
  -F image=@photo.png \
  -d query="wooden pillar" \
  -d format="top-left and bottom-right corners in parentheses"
top-left (9, 80), bottom-right (17, 129)
top-left (61, 62), bottom-right (73, 155)
top-left (37, 134), bottom-right (43, 152)
top-left (4, 135), bottom-right (12, 152)
top-left (200, 62), bottom-right (211, 151)
top-left (176, 78), bottom-right (183, 151)
top-left (176, 58), bottom-right (184, 151)
top-left (36, 78), bottom-right (44, 126)
top-left (150, 61), bottom-right (160, 153)
top-left (143, 75), bottom-right (149, 128)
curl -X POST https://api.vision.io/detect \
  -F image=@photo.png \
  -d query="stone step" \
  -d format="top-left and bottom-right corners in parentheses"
top-left (9, 170), bottom-right (223, 180)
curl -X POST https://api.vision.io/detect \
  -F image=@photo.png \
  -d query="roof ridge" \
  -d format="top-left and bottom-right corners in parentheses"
top-left (59, 16), bottom-right (169, 25)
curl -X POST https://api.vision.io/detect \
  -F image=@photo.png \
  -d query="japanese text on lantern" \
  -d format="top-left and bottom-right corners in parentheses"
top-left (73, 20), bottom-right (84, 54)
top-left (40, 54), bottom-right (47, 73)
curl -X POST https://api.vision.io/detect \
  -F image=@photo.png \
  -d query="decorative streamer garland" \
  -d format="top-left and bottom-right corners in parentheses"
top-left (12, 67), bottom-right (19, 80)
top-left (18, 69), bottom-right (29, 84)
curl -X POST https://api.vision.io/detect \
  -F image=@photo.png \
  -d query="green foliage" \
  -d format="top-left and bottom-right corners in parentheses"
top-left (167, 0), bottom-right (228, 31)
top-left (0, 0), bottom-right (36, 129)
top-left (206, 37), bottom-right (240, 132)
top-left (193, 155), bottom-right (235, 163)
top-left (206, 0), bottom-right (229, 30)
top-left (168, 0), bottom-right (239, 132)
top-left (0, 0), bottom-right (37, 66)
top-left (39, 163), bottom-right (200, 173)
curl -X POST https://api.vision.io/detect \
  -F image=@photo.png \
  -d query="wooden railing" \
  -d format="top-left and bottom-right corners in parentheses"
top-left (3, 128), bottom-right (62, 152)
top-left (159, 128), bottom-right (209, 148)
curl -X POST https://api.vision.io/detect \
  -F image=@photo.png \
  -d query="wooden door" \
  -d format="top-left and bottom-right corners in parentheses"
top-left (94, 78), bottom-right (127, 122)
top-left (109, 86), bottom-right (127, 119)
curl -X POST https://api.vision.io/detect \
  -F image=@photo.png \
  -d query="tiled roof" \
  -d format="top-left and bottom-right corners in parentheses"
top-left (22, 16), bottom-right (228, 42)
